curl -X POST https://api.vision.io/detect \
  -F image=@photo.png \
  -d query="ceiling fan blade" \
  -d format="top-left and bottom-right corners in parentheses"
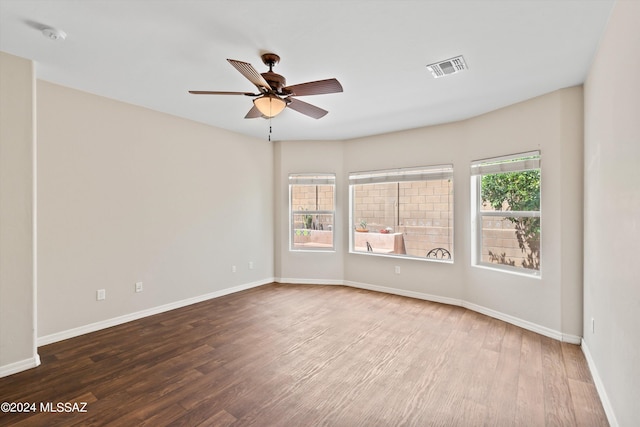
top-left (227, 59), bottom-right (272, 91)
top-left (284, 78), bottom-right (343, 96)
top-left (189, 91), bottom-right (257, 96)
top-left (244, 105), bottom-right (264, 119)
top-left (286, 98), bottom-right (329, 119)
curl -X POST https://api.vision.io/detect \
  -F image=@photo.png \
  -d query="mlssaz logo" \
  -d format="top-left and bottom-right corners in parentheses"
top-left (40, 402), bottom-right (88, 413)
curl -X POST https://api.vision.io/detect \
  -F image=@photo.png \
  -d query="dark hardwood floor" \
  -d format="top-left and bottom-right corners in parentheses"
top-left (0, 283), bottom-right (608, 426)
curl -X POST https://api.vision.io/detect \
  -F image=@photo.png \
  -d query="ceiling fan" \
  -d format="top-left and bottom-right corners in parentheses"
top-left (189, 53), bottom-right (343, 119)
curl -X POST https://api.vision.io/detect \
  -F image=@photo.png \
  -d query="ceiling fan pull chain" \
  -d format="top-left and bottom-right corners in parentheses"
top-left (268, 98), bottom-right (274, 141)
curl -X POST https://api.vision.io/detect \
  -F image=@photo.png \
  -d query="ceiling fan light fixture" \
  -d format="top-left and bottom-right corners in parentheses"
top-left (253, 94), bottom-right (286, 118)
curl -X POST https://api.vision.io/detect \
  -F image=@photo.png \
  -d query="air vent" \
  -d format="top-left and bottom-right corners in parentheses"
top-left (426, 56), bottom-right (468, 78)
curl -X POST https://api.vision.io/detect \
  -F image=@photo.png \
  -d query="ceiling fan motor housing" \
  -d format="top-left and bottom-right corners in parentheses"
top-left (262, 71), bottom-right (287, 93)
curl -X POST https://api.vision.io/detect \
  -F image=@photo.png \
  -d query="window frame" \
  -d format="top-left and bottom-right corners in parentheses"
top-left (470, 151), bottom-right (541, 277)
top-left (348, 164), bottom-right (454, 262)
top-left (289, 173), bottom-right (336, 252)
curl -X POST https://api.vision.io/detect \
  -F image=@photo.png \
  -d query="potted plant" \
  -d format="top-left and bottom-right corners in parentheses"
top-left (304, 213), bottom-right (313, 230)
top-left (355, 219), bottom-right (368, 232)
top-left (299, 207), bottom-right (313, 230)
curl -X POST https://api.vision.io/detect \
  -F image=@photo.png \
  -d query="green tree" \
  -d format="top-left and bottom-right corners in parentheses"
top-left (481, 170), bottom-right (540, 270)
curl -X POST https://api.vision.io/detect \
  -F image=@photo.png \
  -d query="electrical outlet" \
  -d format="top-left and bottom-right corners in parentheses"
top-left (96, 289), bottom-right (106, 301)
top-left (395, 266), bottom-right (401, 274)
top-left (135, 282), bottom-right (143, 293)
top-left (232, 265), bottom-right (237, 273)
top-left (249, 261), bottom-right (254, 270)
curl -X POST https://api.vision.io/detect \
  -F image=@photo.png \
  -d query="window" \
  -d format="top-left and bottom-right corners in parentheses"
top-left (289, 174), bottom-right (335, 251)
top-left (349, 165), bottom-right (454, 260)
top-left (471, 151), bottom-right (541, 275)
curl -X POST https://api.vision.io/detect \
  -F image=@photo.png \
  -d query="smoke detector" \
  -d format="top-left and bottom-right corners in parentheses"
top-left (426, 56), bottom-right (467, 78)
top-left (42, 28), bottom-right (66, 41)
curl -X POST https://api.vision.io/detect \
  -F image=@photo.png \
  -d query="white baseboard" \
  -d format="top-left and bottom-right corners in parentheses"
top-left (463, 301), bottom-right (581, 344)
top-left (275, 277), bottom-right (344, 286)
top-left (561, 333), bottom-right (583, 345)
top-left (287, 279), bottom-right (580, 344)
top-left (344, 280), bottom-right (463, 307)
top-left (37, 278), bottom-right (273, 346)
top-left (0, 353), bottom-right (41, 378)
top-left (581, 339), bottom-right (619, 427)
top-left (344, 280), bottom-right (576, 342)
top-left (36, 275), bottom-right (579, 350)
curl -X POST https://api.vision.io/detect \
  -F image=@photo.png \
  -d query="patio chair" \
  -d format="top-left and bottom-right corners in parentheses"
top-left (426, 247), bottom-right (451, 260)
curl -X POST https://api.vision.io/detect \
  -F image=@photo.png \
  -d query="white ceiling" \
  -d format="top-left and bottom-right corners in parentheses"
top-left (0, 0), bottom-right (615, 141)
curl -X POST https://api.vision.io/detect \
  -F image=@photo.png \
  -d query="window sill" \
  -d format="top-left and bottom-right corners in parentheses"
top-left (349, 250), bottom-right (454, 263)
top-left (472, 263), bottom-right (541, 279)
top-left (290, 248), bottom-right (336, 253)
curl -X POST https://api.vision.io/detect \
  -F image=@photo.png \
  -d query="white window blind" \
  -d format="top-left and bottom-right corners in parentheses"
top-left (349, 164), bottom-right (453, 185)
top-left (470, 151), bottom-right (540, 176)
top-left (289, 174), bottom-right (335, 185)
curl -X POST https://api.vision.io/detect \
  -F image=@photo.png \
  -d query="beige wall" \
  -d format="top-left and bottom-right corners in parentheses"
top-left (583, 1), bottom-right (640, 425)
top-left (277, 87), bottom-right (584, 341)
top-left (343, 121), bottom-right (467, 302)
top-left (0, 52), bottom-right (38, 376)
top-left (36, 81), bottom-right (274, 339)
top-left (464, 87), bottom-right (584, 338)
top-left (274, 140), bottom-right (345, 283)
